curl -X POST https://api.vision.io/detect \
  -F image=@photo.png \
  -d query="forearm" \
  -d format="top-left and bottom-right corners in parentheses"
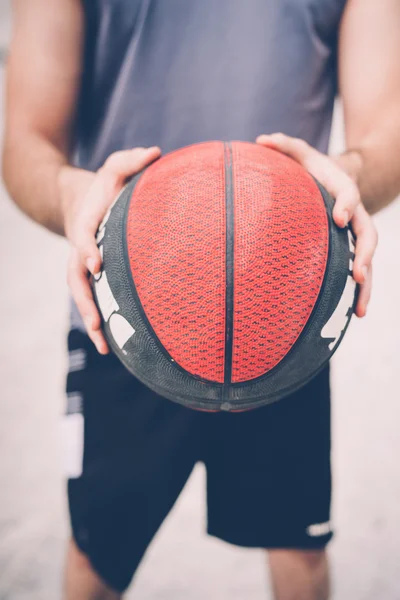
top-left (4, 0), bottom-right (85, 234)
top-left (336, 113), bottom-right (400, 215)
top-left (338, 0), bottom-right (400, 215)
top-left (2, 130), bottom-right (94, 238)
top-left (2, 131), bottom-right (70, 234)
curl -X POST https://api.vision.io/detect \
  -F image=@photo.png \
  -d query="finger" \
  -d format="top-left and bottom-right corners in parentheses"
top-left (102, 146), bottom-right (161, 180)
top-left (72, 147), bottom-right (161, 274)
top-left (72, 167), bottom-right (122, 273)
top-left (256, 133), bottom-right (314, 162)
top-left (257, 133), bottom-right (359, 225)
top-left (355, 265), bottom-right (372, 318)
top-left (67, 251), bottom-right (109, 354)
top-left (351, 204), bottom-right (378, 284)
top-left (332, 182), bottom-right (360, 228)
top-left (68, 173), bottom-right (110, 273)
top-left (74, 225), bottom-right (103, 274)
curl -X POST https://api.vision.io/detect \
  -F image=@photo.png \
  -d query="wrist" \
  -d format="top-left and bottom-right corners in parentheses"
top-left (58, 165), bottom-right (77, 237)
top-left (334, 148), bottom-right (364, 184)
top-left (58, 165), bottom-right (96, 238)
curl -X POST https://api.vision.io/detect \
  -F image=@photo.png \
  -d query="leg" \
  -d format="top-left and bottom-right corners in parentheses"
top-left (63, 329), bottom-right (203, 594)
top-left (205, 367), bottom-right (332, 599)
top-left (268, 549), bottom-right (329, 600)
top-left (64, 538), bottom-right (121, 600)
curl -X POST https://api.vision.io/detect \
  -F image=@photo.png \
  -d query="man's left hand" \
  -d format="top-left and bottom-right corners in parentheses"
top-left (257, 133), bottom-right (378, 318)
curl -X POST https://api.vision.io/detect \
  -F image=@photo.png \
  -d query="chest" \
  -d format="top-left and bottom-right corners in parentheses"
top-left (84, 0), bottom-right (346, 50)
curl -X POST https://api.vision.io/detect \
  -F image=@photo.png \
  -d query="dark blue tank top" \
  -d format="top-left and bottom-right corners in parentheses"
top-left (74, 0), bottom-right (346, 167)
top-left (71, 0), bottom-right (347, 329)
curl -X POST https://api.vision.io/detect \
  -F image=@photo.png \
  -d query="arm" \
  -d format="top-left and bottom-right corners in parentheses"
top-left (2, 0), bottom-right (85, 234)
top-left (337, 0), bottom-right (400, 215)
top-left (2, 0), bottom-right (160, 353)
top-left (257, 0), bottom-right (400, 318)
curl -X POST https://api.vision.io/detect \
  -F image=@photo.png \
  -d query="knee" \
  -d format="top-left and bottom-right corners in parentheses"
top-left (295, 549), bottom-right (327, 571)
top-left (267, 549), bottom-right (329, 600)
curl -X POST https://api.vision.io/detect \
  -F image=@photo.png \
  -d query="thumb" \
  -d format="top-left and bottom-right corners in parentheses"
top-left (101, 146), bottom-right (161, 181)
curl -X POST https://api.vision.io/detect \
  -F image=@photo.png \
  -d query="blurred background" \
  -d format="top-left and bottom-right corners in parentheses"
top-left (1, 1), bottom-right (400, 598)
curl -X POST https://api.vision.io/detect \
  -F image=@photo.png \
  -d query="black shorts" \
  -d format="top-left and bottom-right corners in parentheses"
top-left (65, 328), bottom-right (333, 593)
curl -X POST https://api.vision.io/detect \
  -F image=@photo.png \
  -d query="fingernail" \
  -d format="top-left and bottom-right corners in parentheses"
top-left (86, 258), bottom-right (96, 274)
top-left (342, 210), bottom-right (349, 227)
top-left (362, 265), bottom-right (368, 281)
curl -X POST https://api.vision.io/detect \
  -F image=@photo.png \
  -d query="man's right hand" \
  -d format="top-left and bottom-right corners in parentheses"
top-left (60, 146), bottom-right (161, 354)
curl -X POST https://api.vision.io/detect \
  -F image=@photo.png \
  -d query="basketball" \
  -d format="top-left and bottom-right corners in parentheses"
top-left (93, 141), bottom-right (357, 411)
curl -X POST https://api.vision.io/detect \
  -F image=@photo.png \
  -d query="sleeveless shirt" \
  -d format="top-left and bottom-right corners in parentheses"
top-left (70, 0), bottom-right (347, 330)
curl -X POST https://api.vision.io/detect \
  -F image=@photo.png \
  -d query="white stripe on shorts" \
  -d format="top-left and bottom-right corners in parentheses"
top-left (62, 412), bottom-right (84, 479)
top-left (68, 349), bottom-right (87, 373)
top-left (62, 392), bottom-right (84, 478)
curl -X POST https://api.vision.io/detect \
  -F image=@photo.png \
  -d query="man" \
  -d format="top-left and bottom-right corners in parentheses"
top-left (2, 1), bottom-right (399, 598)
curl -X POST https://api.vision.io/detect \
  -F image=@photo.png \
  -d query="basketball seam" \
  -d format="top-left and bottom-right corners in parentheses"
top-left (223, 142), bottom-right (234, 392)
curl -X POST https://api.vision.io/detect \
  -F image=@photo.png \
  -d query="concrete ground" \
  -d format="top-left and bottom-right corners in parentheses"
top-left (1, 3), bottom-right (400, 599)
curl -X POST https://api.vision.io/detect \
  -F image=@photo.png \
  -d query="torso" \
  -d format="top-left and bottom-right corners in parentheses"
top-left (74, 0), bottom-right (347, 170)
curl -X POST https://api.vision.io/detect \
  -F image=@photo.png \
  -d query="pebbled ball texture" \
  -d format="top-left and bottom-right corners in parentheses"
top-left (127, 143), bottom-right (226, 382)
top-left (127, 142), bottom-right (327, 383)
